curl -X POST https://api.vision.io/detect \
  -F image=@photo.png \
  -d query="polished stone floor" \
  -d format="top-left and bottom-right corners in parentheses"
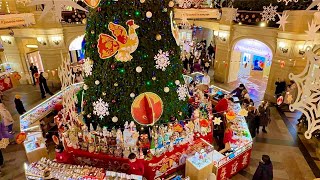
top-left (0, 80), bottom-right (319, 179)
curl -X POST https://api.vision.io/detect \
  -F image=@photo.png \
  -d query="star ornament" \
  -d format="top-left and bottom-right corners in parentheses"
top-left (28, 0), bottom-right (88, 22)
top-left (213, 117), bottom-right (222, 125)
top-left (205, 62), bottom-right (210, 67)
top-left (276, 12), bottom-right (289, 31)
top-left (238, 108), bottom-right (248, 117)
top-left (305, 20), bottom-right (320, 41)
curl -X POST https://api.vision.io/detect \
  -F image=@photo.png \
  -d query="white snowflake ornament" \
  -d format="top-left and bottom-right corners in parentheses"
top-left (260, 4), bottom-right (278, 23)
top-left (154, 50), bottom-right (170, 71)
top-left (93, 98), bottom-right (109, 119)
top-left (83, 58), bottom-right (93, 77)
top-left (289, 49), bottom-right (320, 139)
top-left (277, 0), bottom-right (298, 6)
top-left (176, 84), bottom-right (188, 101)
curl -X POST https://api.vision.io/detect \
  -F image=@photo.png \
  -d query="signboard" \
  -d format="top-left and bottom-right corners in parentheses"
top-left (216, 148), bottom-right (252, 180)
top-left (0, 13), bottom-right (35, 28)
top-left (174, 9), bottom-right (220, 19)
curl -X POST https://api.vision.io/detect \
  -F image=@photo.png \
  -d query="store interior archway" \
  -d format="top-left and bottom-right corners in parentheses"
top-left (228, 38), bottom-right (273, 102)
top-left (69, 35), bottom-right (85, 63)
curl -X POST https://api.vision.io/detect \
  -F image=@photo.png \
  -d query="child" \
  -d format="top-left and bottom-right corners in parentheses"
top-left (127, 153), bottom-right (145, 176)
top-left (14, 95), bottom-right (26, 115)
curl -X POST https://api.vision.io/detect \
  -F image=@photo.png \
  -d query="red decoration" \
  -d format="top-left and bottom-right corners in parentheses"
top-left (54, 103), bottom-right (63, 112)
top-left (52, 135), bottom-right (59, 145)
top-left (13, 73), bottom-right (21, 80)
top-left (34, 73), bottom-right (40, 78)
top-left (111, 64), bottom-right (116, 70)
top-left (200, 119), bottom-right (209, 127)
top-left (83, 0), bottom-right (101, 8)
top-left (226, 111), bottom-right (236, 120)
top-left (16, 132), bottom-right (26, 144)
top-left (277, 96), bottom-right (283, 105)
top-left (131, 92), bottom-right (163, 125)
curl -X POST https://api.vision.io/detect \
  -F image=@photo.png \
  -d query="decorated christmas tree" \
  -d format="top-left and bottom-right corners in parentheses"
top-left (82, 0), bottom-right (188, 128)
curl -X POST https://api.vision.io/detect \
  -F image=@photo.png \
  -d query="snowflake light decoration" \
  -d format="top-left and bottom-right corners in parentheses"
top-left (93, 98), bottom-right (109, 119)
top-left (260, 4), bottom-right (278, 23)
top-left (289, 49), bottom-right (320, 139)
top-left (277, 0), bottom-right (298, 6)
top-left (154, 50), bottom-right (170, 71)
top-left (16, 0), bottom-right (32, 5)
top-left (176, 84), bottom-right (188, 101)
top-left (83, 58), bottom-right (93, 77)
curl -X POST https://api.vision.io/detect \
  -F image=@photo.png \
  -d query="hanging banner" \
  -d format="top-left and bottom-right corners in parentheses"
top-left (0, 13), bottom-right (35, 28)
top-left (174, 9), bottom-right (220, 19)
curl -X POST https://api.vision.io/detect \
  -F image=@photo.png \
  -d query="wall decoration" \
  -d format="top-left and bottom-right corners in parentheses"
top-left (28, 0), bottom-right (87, 22)
top-left (276, 12), bottom-right (289, 31)
top-left (97, 20), bottom-right (139, 62)
top-left (305, 20), bottom-right (320, 41)
top-left (131, 92), bottom-right (163, 125)
top-left (277, 0), bottom-right (298, 6)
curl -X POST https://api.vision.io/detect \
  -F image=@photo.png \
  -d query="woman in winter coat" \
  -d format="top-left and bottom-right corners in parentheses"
top-left (246, 106), bottom-right (257, 138)
top-left (253, 155), bottom-right (273, 180)
top-left (14, 94), bottom-right (26, 115)
top-left (0, 103), bottom-right (14, 133)
top-left (0, 120), bottom-right (14, 174)
top-left (258, 101), bottom-right (269, 133)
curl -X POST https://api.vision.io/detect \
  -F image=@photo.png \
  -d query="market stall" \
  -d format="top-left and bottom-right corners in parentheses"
top-left (0, 71), bottom-right (21, 91)
top-left (20, 83), bottom-right (83, 163)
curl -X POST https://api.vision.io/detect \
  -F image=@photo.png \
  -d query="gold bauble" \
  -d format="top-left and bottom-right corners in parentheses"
top-left (168, 1), bottom-right (174, 7)
top-left (156, 34), bottom-right (162, 40)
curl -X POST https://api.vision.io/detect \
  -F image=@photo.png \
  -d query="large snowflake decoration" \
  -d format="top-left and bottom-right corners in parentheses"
top-left (276, 12), bottom-right (289, 31)
top-left (154, 50), bottom-right (170, 71)
top-left (176, 84), bottom-right (189, 101)
top-left (93, 98), bottom-right (109, 119)
top-left (83, 58), bottom-right (93, 77)
top-left (289, 50), bottom-right (320, 139)
top-left (260, 4), bottom-right (278, 23)
top-left (16, 0), bottom-right (32, 5)
top-left (277, 0), bottom-right (298, 6)
top-left (305, 20), bottom-right (320, 41)
top-left (28, 0), bottom-right (87, 22)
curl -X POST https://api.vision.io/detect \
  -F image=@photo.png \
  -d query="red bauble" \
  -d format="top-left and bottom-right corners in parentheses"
top-left (111, 64), bottom-right (116, 70)
top-left (112, 99), bottom-right (116, 103)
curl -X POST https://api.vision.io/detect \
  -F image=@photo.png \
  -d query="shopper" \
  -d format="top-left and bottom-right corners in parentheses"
top-left (127, 153), bottom-right (145, 176)
top-left (189, 52), bottom-right (195, 73)
top-left (246, 106), bottom-right (257, 138)
top-left (14, 94), bottom-right (26, 115)
top-left (29, 63), bottom-right (38, 86)
top-left (258, 101), bottom-right (270, 133)
top-left (0, 103), bottom-right (14, 134)
top-left (274, 78), bottom-right (286, 98)
top-left (230, 84), bottom-right (246, 98)
top-left (181, 50), bottom-right (189, 70)
top-left (39, 72), bottom-right (53, 99)
top-left (253, 155), bottom-right (273, 180)
top-left (202, 72), bottom-right (210, 85)
top-left (207, 43), bottom-right (214, 60)
top-left (0, 120), bottom-right (13, 174)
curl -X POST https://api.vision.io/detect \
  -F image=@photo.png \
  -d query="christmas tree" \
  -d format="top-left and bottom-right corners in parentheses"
top-left (83, 0), bottom-right (188, 128)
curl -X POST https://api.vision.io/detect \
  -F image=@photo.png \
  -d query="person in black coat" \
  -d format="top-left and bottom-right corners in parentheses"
top-left (39, 72), bottom-right (53, 99)
top-left (246, 106), bottom-right (257, 138)
top-left (253, 155), bottom-right (273, 180)
top-left (14, 95), bottom-right (26, 115)
top-left (30, 63), bottom-right (38, 86)
top-left (274, 78), bottom-right (286, 98)
top-left (189, 52), bottom-right (195, 73)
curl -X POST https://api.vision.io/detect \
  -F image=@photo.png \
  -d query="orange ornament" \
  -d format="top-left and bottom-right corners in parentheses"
top-left (173, 124), bottom-right (183, 132)
top-left (83, 0), bottom-right (101, 8)
top-left (131, 92), bottom-right (163, 125)
top-left (16, 132), bottom-right (27, 144)
top-left (199, 119), bottom-right (209, 127)
top-left (226, 111), bottom-right (236, 120)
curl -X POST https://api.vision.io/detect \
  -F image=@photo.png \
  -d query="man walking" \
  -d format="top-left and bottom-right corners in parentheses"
top-left (29, 63), bottom-right (38, 86)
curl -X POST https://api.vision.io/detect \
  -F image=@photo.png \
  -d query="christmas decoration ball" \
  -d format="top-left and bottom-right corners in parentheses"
top-left (152, 77), bottom-right (156, 80)
top-left (82, 18), bottom-right (87, 24)
top-left (175, 80), bottom-right (180, 85)
top-left (140, 0), bottom-right (145, 3)
top-left (136, 66), bottom-right (142, 73)
top-left (83, 84), bottom-right (88, 90)
top-left (111, 64), bottom-right (116, 70)
top-left (114, 83), bottom-right (118, 87)
top-left (168, 1), bottom-right (174, 7)
top-left (112, 99), bottom-right (116, 103)
top-left (91, 30), bottom-right (95, 34)
top-left (164, 87), bottom-right (170, 93)
top-left (146, 11), bottom-right (152, 18)
top-left (95, 80), bottom-right (100, 85)
top-left (130, 93), bottom-right (135, 98)
top-left (97, 7), bottom-right (101, 12)
top-left (87, 114), bottom-right (91, 118)
top-left (156, 34), bottom-right (162, 40)
top-left (112, 116), bottom-right (118, 123)
top-left (102, 92), bottom-right (106, 96)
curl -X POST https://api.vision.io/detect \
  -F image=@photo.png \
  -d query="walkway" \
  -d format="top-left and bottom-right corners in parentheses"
top-left (0, 83), bottom-right (318, 179)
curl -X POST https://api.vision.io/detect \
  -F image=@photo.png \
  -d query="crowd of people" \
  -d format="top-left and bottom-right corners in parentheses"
top-left (180, 40), bottom-right (215, 74)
